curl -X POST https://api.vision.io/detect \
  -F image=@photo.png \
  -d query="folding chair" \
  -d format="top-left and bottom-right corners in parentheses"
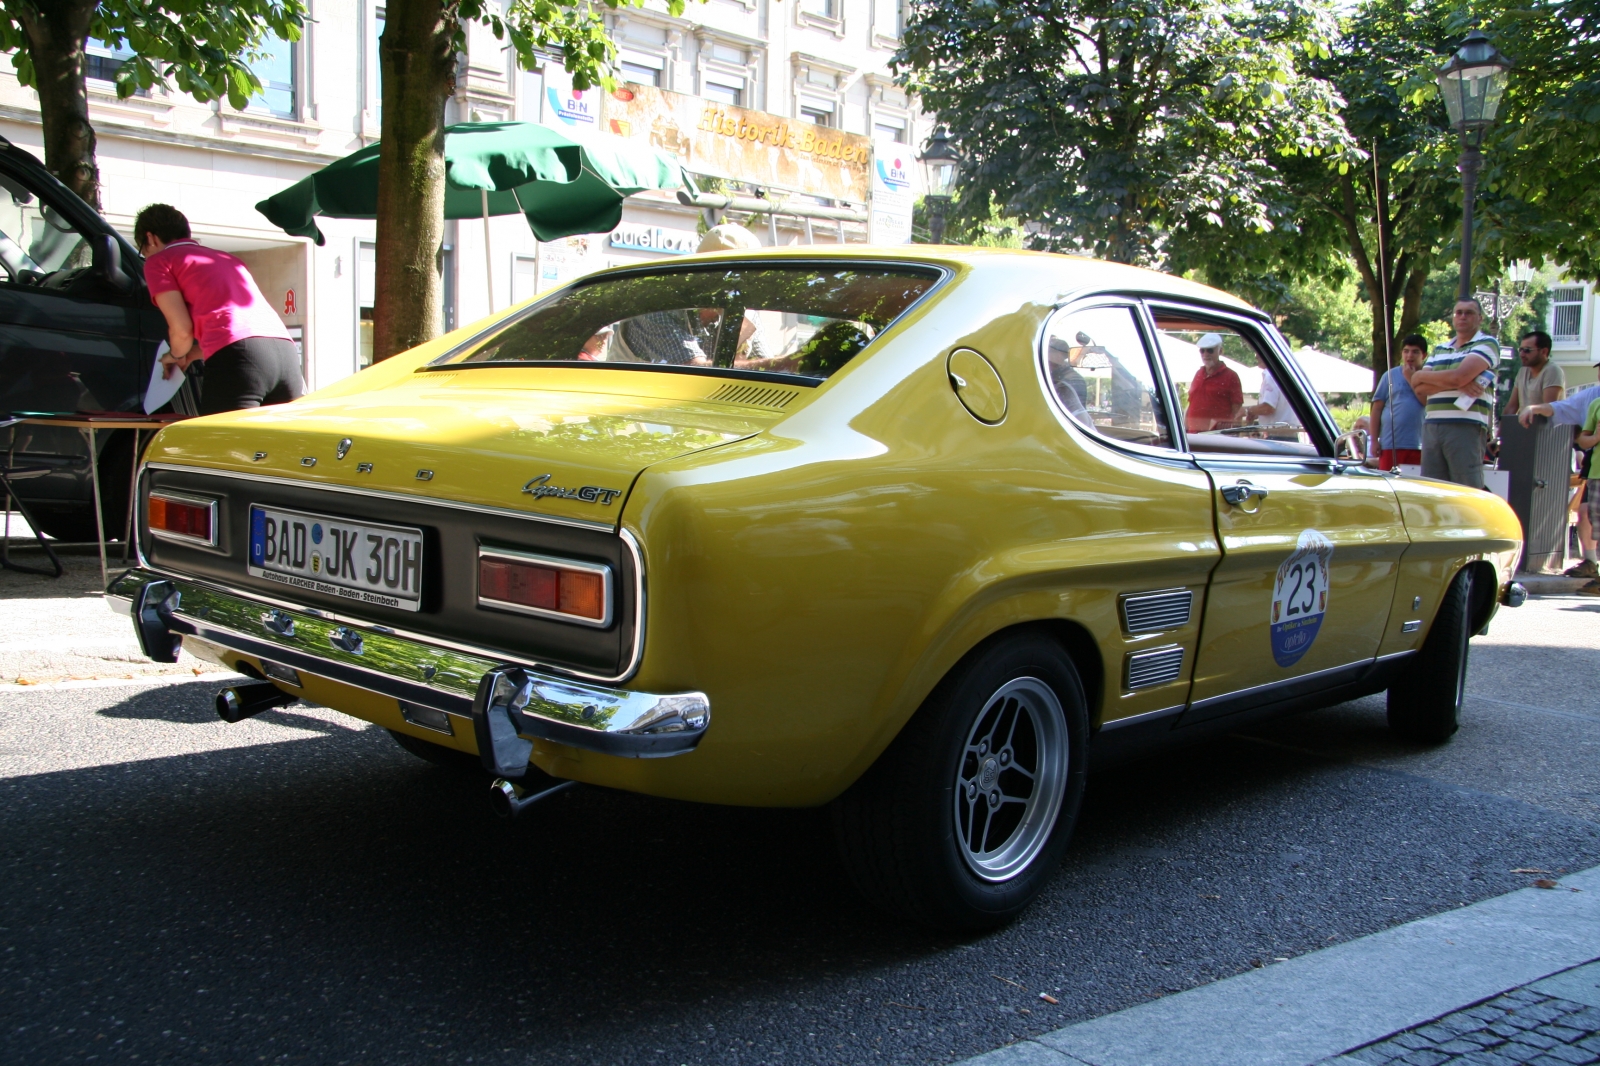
top-left (1, 416), bottom-right (64, 577)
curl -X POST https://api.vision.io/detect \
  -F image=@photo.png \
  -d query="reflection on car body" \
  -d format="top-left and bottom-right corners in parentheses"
top-left (111, 248), bottom-right (1525, 930)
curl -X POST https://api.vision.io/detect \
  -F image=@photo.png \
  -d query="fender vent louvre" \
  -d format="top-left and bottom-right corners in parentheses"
top-left (1121, 588), bottom-right (1193, 634)
top-left (704, 383), bottom-right (800, 408)
top-left (1125, 646), bottom-right (1184, 689)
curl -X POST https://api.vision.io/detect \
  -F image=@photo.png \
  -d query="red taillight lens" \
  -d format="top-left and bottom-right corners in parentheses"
top-left (148, 495), bottom-right (213, 543)
top-left (479, 553), bottom-right (608, 624)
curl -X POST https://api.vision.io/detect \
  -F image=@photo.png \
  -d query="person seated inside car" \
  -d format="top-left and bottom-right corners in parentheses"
top-left (1184, 332), bottom-right (1244, 434)
top-left (1045, 334), bottom-right (1095, 427)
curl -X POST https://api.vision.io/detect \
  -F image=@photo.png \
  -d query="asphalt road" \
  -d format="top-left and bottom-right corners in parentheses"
top-left (3, 570), bottom-right (1599, 1065)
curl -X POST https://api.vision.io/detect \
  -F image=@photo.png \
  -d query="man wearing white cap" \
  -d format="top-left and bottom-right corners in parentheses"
top-left (1185, 332), bottom-right (1244, 434)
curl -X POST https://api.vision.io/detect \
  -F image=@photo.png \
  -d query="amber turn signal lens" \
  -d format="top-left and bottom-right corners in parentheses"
top-left (479, 554), bottom-right (608, 623)
top-left (148, 495), bottom-right (213, 542)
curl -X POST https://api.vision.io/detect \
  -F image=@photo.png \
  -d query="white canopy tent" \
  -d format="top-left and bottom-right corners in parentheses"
top-left (1156, 336), bottom-right (1370, 396)
top-left (1289, 347), bottom-right (1374, 394)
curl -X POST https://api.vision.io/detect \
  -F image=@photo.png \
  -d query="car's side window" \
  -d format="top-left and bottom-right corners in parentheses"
top-left (0, 169), bottom-right (91, 286)
top-left (1041, 304), bottom-right (1175, 451)
top-left (1148, 309), bottom-right (1323, 459)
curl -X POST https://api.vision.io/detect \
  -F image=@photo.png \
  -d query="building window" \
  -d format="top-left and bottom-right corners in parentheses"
top-left (368, 5), bottom-right (386, 122)
top-left (247, 34), bottom-right (296, 118)
top-left (800, 97), bottom-right (835, 126)
top-left (619, 48), bottom-right (665, 88)
top-left (873, 116), bottom-right (908, 143)
top-left (357, 241), bottom-right (376, 369)
top-left (441, 243), bottom-right (455, 333)
top-left (704, 78), bottom-right (744, 107)
top-left (802, 0), bottom-right (837, 16)
top-left (85, 38), bottom-right (133, 85)
top-left (872, 0), bottom-right (905, 41)
top-left (512, 254), bottom-right (539, 305)
top-left (1552, 286), bottom-right (1586, 344)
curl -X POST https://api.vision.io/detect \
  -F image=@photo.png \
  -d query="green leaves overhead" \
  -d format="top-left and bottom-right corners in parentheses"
top-left (896, 0), bottom-right (1354, 267)
top-left (0, 1), bottom-right (308, 112)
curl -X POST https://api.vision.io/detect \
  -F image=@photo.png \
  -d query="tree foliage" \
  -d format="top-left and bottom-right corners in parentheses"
top-left (0, 0), bottom-right (306, 205)
top-left (895, 0), bottom-right (1352, 267)
top-left (1, 1), bottom-right (306, 108)
top-left (371, 0), bottom-right (687, 360)
top-left (1479, 0), bottom-right (1600, 279)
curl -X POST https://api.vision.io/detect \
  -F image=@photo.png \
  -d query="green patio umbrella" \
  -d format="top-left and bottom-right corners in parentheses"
top-left (256, 121), bottom-right (681, 311)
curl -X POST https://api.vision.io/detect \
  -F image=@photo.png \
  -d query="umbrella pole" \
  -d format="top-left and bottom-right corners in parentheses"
top-left (482, 189), bottom-right (495, 315)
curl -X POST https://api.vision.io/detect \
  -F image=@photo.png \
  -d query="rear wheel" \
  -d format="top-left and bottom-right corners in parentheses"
top-left (833, 633), bottom-right (1088, 931)
top-left (1387, 568), bottom-right (1473, 743)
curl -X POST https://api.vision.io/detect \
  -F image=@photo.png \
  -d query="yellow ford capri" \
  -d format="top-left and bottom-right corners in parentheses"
top-left (110, 248), bottom-right (1524, 929)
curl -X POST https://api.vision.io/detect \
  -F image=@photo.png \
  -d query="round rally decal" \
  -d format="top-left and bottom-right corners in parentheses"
top-left (1270, 529), bottom-right (1333, 668)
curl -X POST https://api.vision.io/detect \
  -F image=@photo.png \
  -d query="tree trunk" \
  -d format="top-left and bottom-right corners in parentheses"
top-left (17, 0), bottom-right (100, 208)
top-left (1395, 266), bottom-right (1428, 351)
top-left (372, 0), bottom-right (458, 362)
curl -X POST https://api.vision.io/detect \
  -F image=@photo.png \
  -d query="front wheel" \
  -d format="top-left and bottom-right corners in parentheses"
top-left (1387, 568), bottom-right (1473, 743)
top-left (833, 633), bottom-right (1088, 931)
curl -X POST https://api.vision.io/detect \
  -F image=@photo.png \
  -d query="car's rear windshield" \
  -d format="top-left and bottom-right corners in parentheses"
top-left (427, 263), bottom-right (942, 382)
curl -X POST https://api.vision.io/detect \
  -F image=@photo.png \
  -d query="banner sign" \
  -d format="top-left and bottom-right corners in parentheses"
top-left (609, 222), bottom-right (697, 255)
top-left (603, 84), bottom-right (871, 204)
top-left (869, 141), bottom-right (914, 245)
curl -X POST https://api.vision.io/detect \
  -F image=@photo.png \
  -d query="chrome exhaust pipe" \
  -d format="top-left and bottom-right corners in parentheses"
top-left (489, 777), bottom-right (577, 819)
top-left (216, 682), bottom-right (297, 723)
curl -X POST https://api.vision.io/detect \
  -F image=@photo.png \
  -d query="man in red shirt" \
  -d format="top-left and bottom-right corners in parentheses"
top-left (1185, 332), bottom-right (1243, 434)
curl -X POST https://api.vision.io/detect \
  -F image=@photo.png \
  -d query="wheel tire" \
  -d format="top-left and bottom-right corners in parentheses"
top-left (1387, 568), bottom-right (1473, 744)
top-left (833, 632), bottom-right (1089, 931)
top-left (387, 728), bottom-right (487, 773)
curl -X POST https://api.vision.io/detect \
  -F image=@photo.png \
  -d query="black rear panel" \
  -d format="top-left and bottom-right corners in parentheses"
top-left (140, 465), bottom-right (636, 679)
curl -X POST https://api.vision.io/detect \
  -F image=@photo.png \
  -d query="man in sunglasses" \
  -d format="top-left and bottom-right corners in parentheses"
top-left (1503, 330), bottom-right (1565, 419)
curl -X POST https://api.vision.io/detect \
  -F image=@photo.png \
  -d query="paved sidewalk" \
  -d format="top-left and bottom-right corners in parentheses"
top-left (1328, 970), bottom-right (1600, 1066)
top-left (961, 865), bottom-right (1600, 1066)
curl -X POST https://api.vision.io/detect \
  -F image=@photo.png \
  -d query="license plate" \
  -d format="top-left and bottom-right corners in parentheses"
top-left (248, 505), bottom-right (424, 612)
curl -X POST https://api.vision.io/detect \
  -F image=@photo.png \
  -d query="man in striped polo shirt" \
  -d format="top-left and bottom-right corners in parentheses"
top-left (1409, 298), bottom-right (1500, 489)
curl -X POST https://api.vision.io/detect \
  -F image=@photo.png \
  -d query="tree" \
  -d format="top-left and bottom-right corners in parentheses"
top-left (1240, 0), bottom-right (1467, 381)
top-left (371, 0), bottom-right (686, 361)
top-left (0, 1), bottom-right (307, 209)
top-left (895, 0), bottom-right (1351, 268)
top-left (1477, 0), bottom-right (1600, 280)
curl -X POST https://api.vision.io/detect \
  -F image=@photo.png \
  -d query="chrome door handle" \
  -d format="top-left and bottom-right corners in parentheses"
top-left (1220, 481), bottom-right (1270, 507)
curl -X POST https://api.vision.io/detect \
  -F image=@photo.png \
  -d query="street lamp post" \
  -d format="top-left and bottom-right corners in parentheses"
top-left (917, 127), bottom-right (961, 244)
top-left (1437, 29), bottom-right (1512, 301)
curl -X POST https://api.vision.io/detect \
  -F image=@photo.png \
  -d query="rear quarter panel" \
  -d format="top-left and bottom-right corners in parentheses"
top-left (537, 261), bottom-right (1223, 806)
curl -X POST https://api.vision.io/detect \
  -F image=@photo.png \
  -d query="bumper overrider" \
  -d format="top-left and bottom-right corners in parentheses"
top-left (106, 569), bottom-right (710, 774)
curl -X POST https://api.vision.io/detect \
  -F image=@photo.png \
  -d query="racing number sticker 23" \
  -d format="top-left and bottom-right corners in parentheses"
top-left (1270, 529), bottom-right (1333, 668)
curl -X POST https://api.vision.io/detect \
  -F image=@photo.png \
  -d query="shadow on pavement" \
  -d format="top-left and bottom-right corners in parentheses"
top-left (93, 682), bottom-right (327, 729)
top-left (5, 696), bottom-right (1599, 1066)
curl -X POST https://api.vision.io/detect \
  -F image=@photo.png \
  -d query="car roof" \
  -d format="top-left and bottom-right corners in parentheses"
top-left (588, 244), bottom-right (1263, 319)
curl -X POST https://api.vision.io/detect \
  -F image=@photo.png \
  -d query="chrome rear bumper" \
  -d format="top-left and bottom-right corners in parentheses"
top-left (106, 568), bottom-right (709, 765)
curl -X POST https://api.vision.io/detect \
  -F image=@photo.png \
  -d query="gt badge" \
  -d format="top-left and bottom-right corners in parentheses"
top-left (1270, 529), bottom-right (1333, 668)
top-left (521, 473), bottom-right (622, 506)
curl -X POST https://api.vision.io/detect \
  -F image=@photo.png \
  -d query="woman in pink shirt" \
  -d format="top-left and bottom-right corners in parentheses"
top-left (134, 204), bottom-right (302, 415)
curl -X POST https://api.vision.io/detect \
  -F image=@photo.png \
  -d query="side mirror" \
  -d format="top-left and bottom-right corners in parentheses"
top-left (93, 233), bottom-right (133, 293)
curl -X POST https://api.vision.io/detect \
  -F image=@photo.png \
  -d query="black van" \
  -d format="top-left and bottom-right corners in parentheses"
top-left (0, 135), bottom-right (183, 542)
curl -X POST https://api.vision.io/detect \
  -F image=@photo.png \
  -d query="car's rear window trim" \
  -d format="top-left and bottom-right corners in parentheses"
top-left (423, 257), bottom-right (953, 377)
top-left (416, 360), bottom-right (824, 387)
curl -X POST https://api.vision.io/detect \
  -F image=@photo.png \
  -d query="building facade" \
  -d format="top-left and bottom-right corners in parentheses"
top-left (1545, 279), bottom-right (1599, 388)
top-left (0, 0), bottom-right (926, 392)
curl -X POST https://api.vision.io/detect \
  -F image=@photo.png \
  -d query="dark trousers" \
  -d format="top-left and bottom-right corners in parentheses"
top-left (198, 337), bottom-right (304, 415)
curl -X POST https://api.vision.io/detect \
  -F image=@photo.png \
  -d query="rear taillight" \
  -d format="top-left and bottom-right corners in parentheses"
top-left (478, 549), bottom-right (611, 627)
top-left (148, 493), bottom-right (216, 546)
